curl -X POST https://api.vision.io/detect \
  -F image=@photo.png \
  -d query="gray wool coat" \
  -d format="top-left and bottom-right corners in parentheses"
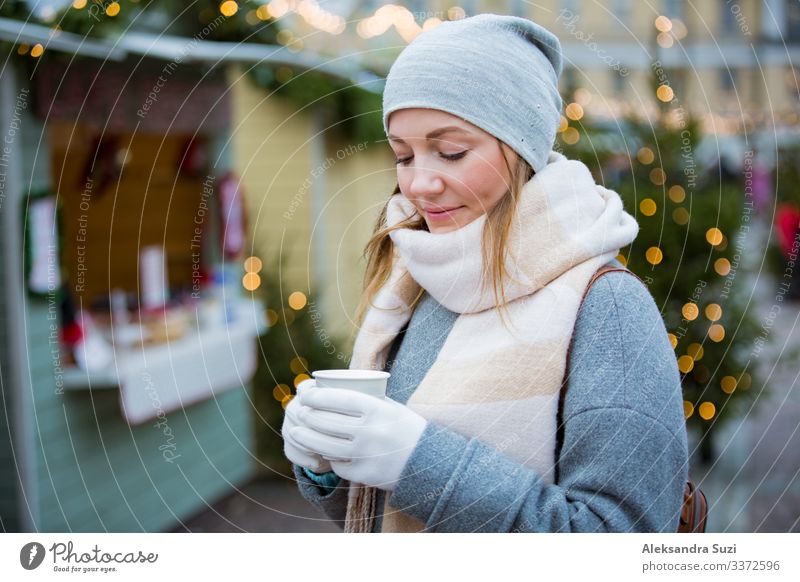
top-left (292, 266), bottom-right (689, 532)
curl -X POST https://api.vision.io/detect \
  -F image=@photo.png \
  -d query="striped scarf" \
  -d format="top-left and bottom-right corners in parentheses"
top-left (346, 151), bottom-right (638, 532)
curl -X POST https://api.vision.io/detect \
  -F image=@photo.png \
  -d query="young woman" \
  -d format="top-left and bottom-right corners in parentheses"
top-left (282, 13), bottom-right (688, 533)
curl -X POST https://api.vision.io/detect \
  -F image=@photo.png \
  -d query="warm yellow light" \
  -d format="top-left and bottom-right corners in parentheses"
top-left (698, 401), bottom-right (716, 420)
top-left (683, 400), bottom-right (694, 418)
top-left (268, 0), bottom-right (289, 18)
top-left (668, 185), bottom-right (686, 203)
top-left (30, 43), bottom-right (44, 58)
top-left (281, 394), bottom-right (293, 409)
top-left (272, 384), bottom-right (291, 401)
top-left (656, 85), bottom-right (674, 102)
top-left (448, 6), bottom-right (466, 19)
top-left (293, 373), bottom-right (311, 387)
top-left (561, 127), bottom-right (580, 144)
top-left (672, 207), bottom-right (689, 225)
top-left (678, 355), bottom-right (694, 373)
top-left (649, 167), bottom-right (666, 185)
top-left (739, 372), bottom-right (752, 390)
top-left (705, 303), bottom-right (722, 321)
top-left (422, 17), bottom-right (442, 31)
top-left (265, 309), bottom-right (278, 327)
top-left (639, 198), bottom-right (657, 216)
top-left (220, 1), bottom-right (239, 17)
top-left (72, 0), bottom-right (87, 8)
top-left (646, 247), bottom-right (663, 265)
top-left (706, 228), bottom-right (724, 246)
top-left (574, 88), bottom-right (593, 106)
top-left (565, 102), bottom-right (584, 121)
top-left (616, 253), bottom-right (628, 266)
top-left (687, 343), bottom-right (704, 361)
top-left (657, 32), bottom-right (674, 48)
top-left (667, 333), bottom-right (678, 349)
top-left (714, 258), bottom-right (731, 276)
top-left (244, 256), bottom-right (263, 273)
top-left (682, 302), bottom-right (699, 321)
top-left (558, 116), bottom-right (569, 132)
top-left (256, 4), bottom-right (270, 20)
top-left (17, 44), bottom-right (29, 55)
top-left (106, 2), bottom-right (120, 17)
top-left (288, 291), bottom-right (307, 310)
top-left (637, 147), bottom-right (655, 165)
top-left (242, 272), bottom-right (261, 291)
top-left (655, 15), bottom-right (673, 32)
top-left (720, 376), bottom-right (737, 394)
top-left (708, 324), bottom-right (725, 343)
top-left (290, 356), bottom-right (308, 375)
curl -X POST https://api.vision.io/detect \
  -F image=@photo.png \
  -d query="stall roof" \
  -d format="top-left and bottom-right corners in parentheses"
top-left (0, 17), bottom-right (383, 90)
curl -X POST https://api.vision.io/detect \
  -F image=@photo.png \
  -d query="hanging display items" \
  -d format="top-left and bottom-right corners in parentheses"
top-left (24, 190), bottom-right (62, 297)
top-left (217, 171), bottom-right (248, 260)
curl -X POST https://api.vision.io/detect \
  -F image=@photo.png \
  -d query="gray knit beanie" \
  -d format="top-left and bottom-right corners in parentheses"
top-left (382, 13), bottom-right (563, 173)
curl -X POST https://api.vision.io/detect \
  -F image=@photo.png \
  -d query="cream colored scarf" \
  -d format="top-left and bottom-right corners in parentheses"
top-left (345, 151), bottom-right (638, 533)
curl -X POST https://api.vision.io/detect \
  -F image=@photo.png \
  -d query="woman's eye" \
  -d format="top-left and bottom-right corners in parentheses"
top-left (395, 156), bottom-right (413, 165)
top-left (440, 151), bottom-right (467, 161)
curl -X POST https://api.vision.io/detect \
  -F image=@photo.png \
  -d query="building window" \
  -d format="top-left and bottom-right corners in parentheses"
top-left (561, 0), bottom-right (579, 17)
top-left (720, 0), bottom-right (738, 34)
top-left (612, 70), bottom-right (628, 96)
top-left (720, 68), bottom-right (737, 93)
top-left (663, 0), bottom-right (682, 19)
top-left (787, 0), bottom-right (800, 41)
top-left (613, 0), bottom-right (632, 26)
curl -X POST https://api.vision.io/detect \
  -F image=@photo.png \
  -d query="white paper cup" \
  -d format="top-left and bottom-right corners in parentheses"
top-left (311, 369), bottom-right (390, 399)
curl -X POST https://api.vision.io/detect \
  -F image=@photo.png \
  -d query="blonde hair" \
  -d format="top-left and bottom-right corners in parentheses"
top-left (354, 139), bottom-right (534, 327)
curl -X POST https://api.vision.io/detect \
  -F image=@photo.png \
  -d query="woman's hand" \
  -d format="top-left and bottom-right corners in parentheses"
top-left (290, 386), bottom-right (428, 491)
top-left (281, 381), bottom-right (332, 474)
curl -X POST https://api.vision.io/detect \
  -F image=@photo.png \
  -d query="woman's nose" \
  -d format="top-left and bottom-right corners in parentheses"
top-left (407, 166), bottom-right (445, 197)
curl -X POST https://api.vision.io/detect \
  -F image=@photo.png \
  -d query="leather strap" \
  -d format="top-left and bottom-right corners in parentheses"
top-left (555, 263), bottom-right (707, 533)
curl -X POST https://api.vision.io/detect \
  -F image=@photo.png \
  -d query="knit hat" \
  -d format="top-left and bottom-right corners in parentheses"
top-left (382, 13), bottom-right (563, 173)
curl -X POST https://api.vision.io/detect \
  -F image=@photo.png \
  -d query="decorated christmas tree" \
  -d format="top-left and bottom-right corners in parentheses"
top-left (559, 109), bottom-right (764, 461)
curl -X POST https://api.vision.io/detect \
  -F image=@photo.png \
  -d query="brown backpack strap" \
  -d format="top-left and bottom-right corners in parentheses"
top-left (679, 480), bottom-right (708, 533)
top-left (554, 262), bottom-right (708, 533)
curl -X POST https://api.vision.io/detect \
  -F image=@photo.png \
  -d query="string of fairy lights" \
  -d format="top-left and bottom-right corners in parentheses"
top-left (9, 3), bottom-right (764, 422)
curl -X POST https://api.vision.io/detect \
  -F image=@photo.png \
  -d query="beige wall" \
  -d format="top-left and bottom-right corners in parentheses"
top-left (230, 66), bottom-right (395, 343)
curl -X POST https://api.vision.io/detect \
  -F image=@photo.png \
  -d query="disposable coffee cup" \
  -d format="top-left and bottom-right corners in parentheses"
top-left (311, 369), bottom-right (390, 399)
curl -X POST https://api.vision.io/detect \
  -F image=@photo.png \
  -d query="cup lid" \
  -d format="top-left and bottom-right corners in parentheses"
top-left (312, 369), bottom-right (390, 380)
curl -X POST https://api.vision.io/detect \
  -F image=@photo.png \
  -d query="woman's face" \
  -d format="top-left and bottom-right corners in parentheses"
top-left (387, 108), bottom-right (516, 233)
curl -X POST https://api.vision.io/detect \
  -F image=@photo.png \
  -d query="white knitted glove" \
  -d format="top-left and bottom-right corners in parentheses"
top-left (281, 381), bottom-right (332, 474)
top-left (290, 386), bottom-right (428, 491)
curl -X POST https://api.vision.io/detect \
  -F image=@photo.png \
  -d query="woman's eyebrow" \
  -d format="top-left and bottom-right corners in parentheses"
top-left (388, 126), bottom-right (471, 143)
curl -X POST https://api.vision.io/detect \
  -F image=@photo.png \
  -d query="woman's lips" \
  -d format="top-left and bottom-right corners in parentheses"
top-left (424, 206), bottom-right (464, 222)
